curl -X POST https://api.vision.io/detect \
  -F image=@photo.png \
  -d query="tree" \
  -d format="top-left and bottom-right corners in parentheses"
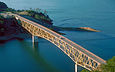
top-left (81, 56), bottom-right (115, 72)
top-left (34, 14), bottom-right (40, 19)
top-left (81, 69), bottom-right (89, 72)
top-left (0, 1), bottom-right (8, 11)
top-left (100, 56), bottom-right (115, 72)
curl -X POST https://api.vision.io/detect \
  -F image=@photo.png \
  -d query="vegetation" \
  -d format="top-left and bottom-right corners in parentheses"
top-left (17, 9), bottom-right (53, 25)
top-left (81, 69), bottom-right (89, 72)
top-left (0, 2), bottom-right (65, 36)
top-left (3, 8), bottom-right (53, 25)
top-left (0, 14), bottom-right (30, 36)
top-left (81, 56), bottom-right (115, 72)
top-left (100, 56), bottom-right (115, 72)
top-left (0, 1), bottom-right (54, 36)
top-left (0, 15), bottom-right (4, 24)
top-left (0, 1), bottom-right (8, 11)
top-left (0, 1), bottom-right (53, 25)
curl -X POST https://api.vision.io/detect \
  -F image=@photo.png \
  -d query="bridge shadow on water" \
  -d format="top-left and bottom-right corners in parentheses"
top-left (0, 37), bottom-right (85, 72)
top-left (19, 38), bottom-right (85, 72)
top-left (20, 40), bottom-right (60, 72)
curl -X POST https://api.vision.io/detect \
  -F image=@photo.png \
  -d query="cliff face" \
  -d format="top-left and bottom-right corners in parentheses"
top-left (0, 16), bottom-right (20, 36)
top-left (0, 15), bottom-right (32, 43)
top-left (0, 16), bottom-right (31, 36)
top-left (0, 2), bottom-right (8, 11)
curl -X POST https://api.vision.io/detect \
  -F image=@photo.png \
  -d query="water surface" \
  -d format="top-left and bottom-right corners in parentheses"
top-left (0, 0), bottom-right (115, 72)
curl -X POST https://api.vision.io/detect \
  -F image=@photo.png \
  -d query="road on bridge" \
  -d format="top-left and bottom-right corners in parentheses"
top-left (8, 13), bottom-right (106, 71)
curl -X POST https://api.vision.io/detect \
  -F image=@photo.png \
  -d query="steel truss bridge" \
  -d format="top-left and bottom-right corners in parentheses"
top-left (12, 14), bottom-right (106, 72)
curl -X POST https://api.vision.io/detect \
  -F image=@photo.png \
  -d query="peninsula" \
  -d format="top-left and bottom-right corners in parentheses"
top-left (0, 1), bottom-right (99, 43)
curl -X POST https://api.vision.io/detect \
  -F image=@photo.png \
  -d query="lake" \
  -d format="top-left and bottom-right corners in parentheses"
top-left (0, 0), bottom-right (115, 72)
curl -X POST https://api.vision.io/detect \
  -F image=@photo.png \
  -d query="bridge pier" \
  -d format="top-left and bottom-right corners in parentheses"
top-left (75, 63), bottom-right (77, 72)
top-left (32, 36), bottom-right (39, 48)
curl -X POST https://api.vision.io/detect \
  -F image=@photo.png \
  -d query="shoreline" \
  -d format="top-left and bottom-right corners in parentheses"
top-left (0, 33), bottom-right (31, 43)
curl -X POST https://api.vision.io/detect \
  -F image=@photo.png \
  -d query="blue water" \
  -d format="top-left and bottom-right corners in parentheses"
top-left (0, 0), bottom-right (115, 72)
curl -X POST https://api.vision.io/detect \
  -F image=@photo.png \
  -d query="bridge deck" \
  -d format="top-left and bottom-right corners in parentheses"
top-left (11, 13), bottom-right (106, 70)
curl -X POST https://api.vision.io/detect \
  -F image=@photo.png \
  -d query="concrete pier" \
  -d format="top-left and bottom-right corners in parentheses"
top-left (75, 63), bottom-right (77, 72)
top-left (32, 36), bottom-right (38, 48)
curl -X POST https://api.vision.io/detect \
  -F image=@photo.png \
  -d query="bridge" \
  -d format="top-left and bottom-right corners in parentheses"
top-left (10, 13), bottom-right (106, 72)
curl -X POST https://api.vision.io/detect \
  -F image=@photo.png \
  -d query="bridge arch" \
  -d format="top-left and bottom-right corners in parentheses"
top-left (14, 14), bottom-right (106, 71)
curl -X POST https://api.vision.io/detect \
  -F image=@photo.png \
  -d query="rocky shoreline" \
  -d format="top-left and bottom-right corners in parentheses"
top-left (0, 1), bottom-right (100, 43)
top-left (0, 13), bottom-right (31, 43)
top-left (0, 1), bottom-right (54, 43)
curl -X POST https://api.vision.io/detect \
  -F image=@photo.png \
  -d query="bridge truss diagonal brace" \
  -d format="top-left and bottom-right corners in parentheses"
top-left (14, 14), bottom-right (106, 71)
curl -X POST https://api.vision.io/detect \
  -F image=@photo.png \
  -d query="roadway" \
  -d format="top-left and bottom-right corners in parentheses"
top-left (12, 13), bottom-right (106, 66)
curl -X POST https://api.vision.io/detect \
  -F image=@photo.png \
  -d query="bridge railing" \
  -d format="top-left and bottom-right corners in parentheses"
top-left (14, 14), bottom-right (106, 71)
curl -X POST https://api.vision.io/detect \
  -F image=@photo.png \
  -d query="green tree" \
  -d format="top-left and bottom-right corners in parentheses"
top-left (81, 69), bottom-right (89, 72)
top-left (81, 56), bottom-right (115, 72)
top-left (100, 56), bottom-right (115, 72)
top-left (0, 1), bottom-right (8, 10)
top-left (0, 20), bottom-right (4, 24)
top-left (34, 14), bottom-right (40, 19)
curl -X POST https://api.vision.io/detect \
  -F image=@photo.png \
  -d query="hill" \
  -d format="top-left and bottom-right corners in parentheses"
top-left (0, 1), bottom-right (8, 11)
